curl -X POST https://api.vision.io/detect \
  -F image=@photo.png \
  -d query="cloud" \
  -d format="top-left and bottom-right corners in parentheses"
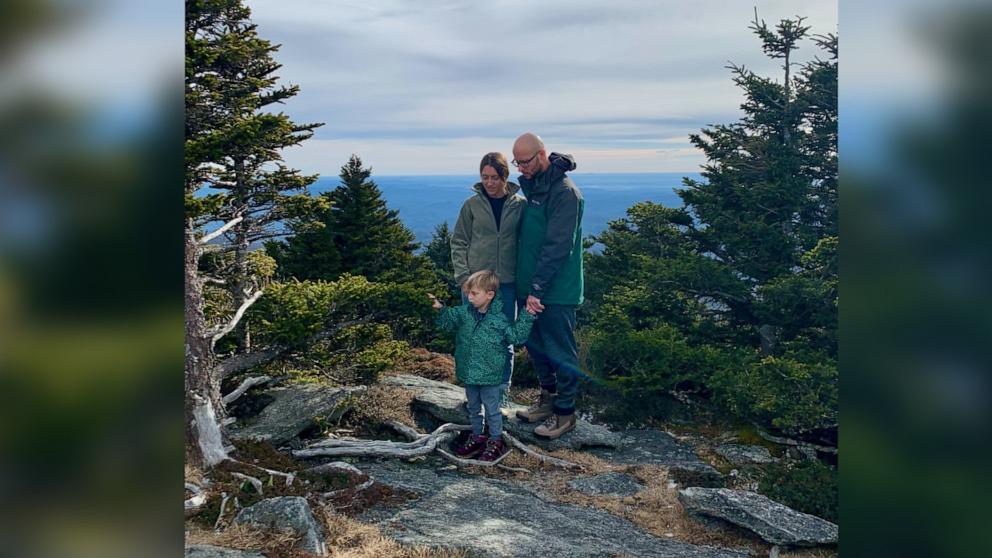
top-left (247, 0), bottom-right (838, 173)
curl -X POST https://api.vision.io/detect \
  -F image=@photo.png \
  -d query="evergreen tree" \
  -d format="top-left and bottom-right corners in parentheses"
top-left (184, 0), bottom-right (324, 466)
top-left (186, 0), bottom-right (325, 351)
top-left (274, 155), bottom-right (427, 285)
top-left (423, 221), bottom-right (458, 298)
top-left (584, 14), bottom-right (838, 438)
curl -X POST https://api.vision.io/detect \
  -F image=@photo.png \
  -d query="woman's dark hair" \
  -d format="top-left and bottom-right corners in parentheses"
top-left (479, 152), bottom-right (510, 181)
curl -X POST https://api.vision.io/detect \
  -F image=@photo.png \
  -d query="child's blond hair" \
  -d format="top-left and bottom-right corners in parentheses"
top-left (462, 270), bottom-right (500, 294)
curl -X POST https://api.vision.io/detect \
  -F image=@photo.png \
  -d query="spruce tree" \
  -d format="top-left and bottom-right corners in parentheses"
top-left (184, 0), bottom-right (323, 466)
top-left (584, 13), bottom-right (838, 438)
top-left (424, 221), bottom-right (458, 298)
top-left (275, 155), bottom-right (424, 284)
top-left (186, 0), bottom-right (325, 352)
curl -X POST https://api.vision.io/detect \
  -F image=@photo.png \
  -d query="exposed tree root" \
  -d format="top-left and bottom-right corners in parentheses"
top-left (292, 423), bottom-right (468, 459)
top-left (502, 432), bottom-right (584, 470)
top-left (382, 421), bottom-right (583, 471)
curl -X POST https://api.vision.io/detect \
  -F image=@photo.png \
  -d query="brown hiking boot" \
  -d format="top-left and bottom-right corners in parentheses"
top-left (534, 413), bottom-right (576, 439)
top-left (515, 389), bottom-right (555, 423)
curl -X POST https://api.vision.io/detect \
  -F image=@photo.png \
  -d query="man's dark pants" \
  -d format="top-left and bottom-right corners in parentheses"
top-left (522, 302), bottom-right (579, 415)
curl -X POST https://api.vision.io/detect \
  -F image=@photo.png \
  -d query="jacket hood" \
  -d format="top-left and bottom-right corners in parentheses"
top-left (471, 181), bottom-right (521, 197)
top-left (520, 152), bottom-right (577, 193)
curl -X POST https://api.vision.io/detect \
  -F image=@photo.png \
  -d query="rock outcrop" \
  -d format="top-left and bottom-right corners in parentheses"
top-left (233, 496), bottom-right (328, 555)
top-left (586, 430), bottom-right (724, 487)
top-left (678, 487), bottom-right (838, 546)
top-left (361, 460), bottom-right (748, 558)
top-left (228, 384), bottom-right (365, 444)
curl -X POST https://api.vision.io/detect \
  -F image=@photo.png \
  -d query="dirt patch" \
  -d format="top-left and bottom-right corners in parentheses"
top-left (388, 348), bottom-right (455, 383)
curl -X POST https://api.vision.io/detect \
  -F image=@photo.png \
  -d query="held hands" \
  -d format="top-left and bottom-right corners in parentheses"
top-left (427, 293), bottom-right (443, 310)
top-left (525, 295), bottom-right (545, 315)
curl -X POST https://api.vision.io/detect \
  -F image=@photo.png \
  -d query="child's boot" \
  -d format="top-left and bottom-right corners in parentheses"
top-left (454, 434), bottom-right (488, 458)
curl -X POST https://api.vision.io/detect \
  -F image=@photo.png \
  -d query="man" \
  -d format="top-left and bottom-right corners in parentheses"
top-left (511, 132), bottom-right (584, 439)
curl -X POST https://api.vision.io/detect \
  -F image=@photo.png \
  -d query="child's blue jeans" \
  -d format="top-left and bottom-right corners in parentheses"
top-left (465, 384), bottom-right (503, 438)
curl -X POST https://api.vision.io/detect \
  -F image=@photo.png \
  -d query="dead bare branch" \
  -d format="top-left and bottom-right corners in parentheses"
top-left (209, 288), bottom-right (265, 349)
top-left (213, 492), bottom-right (230, 531)
top-left (199, 216), bottom-right (243, 245)
top-left (231, 472), bottom-right (264, 497)
top-left (222, 375), bottom-right (272, 406)
top-left (436, 447), bottom-right (511, 467)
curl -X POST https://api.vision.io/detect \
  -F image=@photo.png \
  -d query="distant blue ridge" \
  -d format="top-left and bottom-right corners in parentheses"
top-left (202, 172), bottom-right (700, 250)
top-left (314, 172), bottom-right (697, 247)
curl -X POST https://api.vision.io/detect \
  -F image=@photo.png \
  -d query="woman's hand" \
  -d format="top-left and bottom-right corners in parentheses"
top-left (427, 293), bottom-right (443, 309)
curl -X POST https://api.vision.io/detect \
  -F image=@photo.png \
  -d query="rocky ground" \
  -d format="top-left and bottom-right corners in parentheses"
top-left (186, 349), bottom-right (837, 558)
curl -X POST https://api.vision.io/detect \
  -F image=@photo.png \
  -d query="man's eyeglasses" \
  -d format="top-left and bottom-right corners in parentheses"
top-left (512, 151), bottom-right (540, 167)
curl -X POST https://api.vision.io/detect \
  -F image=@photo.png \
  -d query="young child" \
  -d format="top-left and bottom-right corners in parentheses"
top-left (429, 270), bottom-right (538, 461)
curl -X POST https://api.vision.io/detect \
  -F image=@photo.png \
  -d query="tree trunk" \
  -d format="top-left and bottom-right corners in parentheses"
top-left (232, 158), bottom-right (252, 352)
top-left (185, 223), bottom-right (229, 469)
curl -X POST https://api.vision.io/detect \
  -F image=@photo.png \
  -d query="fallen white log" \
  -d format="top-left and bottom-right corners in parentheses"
top-left (293, 432), bottom-right (458, 459)
top-left (293, 423), bottom-right (468, 459)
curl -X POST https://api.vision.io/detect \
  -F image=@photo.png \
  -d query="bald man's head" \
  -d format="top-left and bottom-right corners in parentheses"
top-left (512, 132), bottom-right (549, 179)
top-left (514, 133), bottom-right (543, 153)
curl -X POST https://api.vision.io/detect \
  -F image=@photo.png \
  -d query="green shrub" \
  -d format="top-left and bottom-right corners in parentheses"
top-left (712, 354), bottom-right (837, 436)
top-left (243, 275), bottom-right (432, 384)
top-left (759, 460), bottom-right (838, 523)
top-left (585, 323), bottom-right (733, 395)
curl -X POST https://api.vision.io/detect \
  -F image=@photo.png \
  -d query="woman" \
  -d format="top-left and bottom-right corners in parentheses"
top-left (450, 152), bottom-right (525, 406)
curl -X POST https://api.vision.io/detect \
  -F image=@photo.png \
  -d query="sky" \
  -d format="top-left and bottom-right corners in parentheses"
top-left (246, 0), bottom-right (838, 175)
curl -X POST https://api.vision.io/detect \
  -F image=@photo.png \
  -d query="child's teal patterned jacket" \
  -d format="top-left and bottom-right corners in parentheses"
top-left (436, 294), bottom-right (536, 386)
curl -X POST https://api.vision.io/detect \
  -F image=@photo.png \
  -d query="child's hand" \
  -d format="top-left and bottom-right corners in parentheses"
top-left (427, 293), bottom-right (443, 309)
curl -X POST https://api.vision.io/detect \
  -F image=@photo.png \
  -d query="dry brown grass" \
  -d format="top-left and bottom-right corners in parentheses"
top-left (344, 385), bottom-right (418, 430)
top-left (388, 348), bottom-right (456, 383)
top-left (320, 508), bottom-right (468, 557)
top-left (185, 464), bottom-right (205, 487)
top-left (186, 507), bottom-right (468, 558)
top-left (187, 523), bottom-right (304, 557)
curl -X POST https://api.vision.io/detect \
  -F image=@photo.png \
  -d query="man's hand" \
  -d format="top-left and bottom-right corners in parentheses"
top-left (428, 293), bottom-right (443, 309)
top-left (526, 295), bottom-right (544, 314)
